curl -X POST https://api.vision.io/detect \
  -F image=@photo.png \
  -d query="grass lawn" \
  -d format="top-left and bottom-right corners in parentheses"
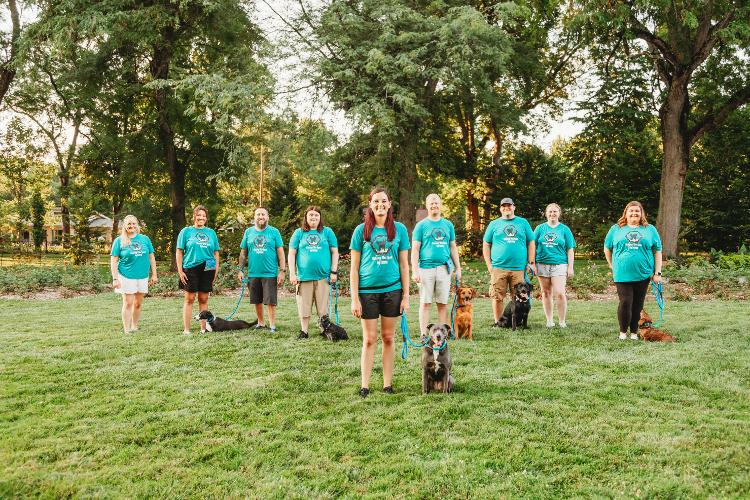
top-left (1, 294), bottom-right (749, 497)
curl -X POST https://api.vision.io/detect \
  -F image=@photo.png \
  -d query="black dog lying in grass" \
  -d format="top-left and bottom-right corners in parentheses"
top-left (319, 314), bottom-right (348, 341)
top-left (194, 310), bottom-right (254, 332)
top-left (497, 282), bottom-right (533, 331)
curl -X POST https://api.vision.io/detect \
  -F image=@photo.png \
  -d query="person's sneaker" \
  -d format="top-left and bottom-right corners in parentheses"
top-left (546, 320), bottom-right (555, 328)
top-left (297, 330), bottom-right (309, 339)
top-left (247, 319), bottom-right (259, 327)
top-left (382, 386), bottom-right (394, 394)
top-left (630, 333), bottom-right (639, 340)
top-left (559, 322), bottom-right (567, 328)
top-left (253, 324), bottom-right (266, 330)
top-left (200, 330), bottom-right (207, 334)
top-left (619, 332), bottom-right (627, 340)
top-left (269, 326), bottom-right (278, 333)
top-left (491, 321), bottom-right (501, 328)
top-left (183, 330), bottom-right (191, 336)
top-left (359, 387), bottom-right (370, 398)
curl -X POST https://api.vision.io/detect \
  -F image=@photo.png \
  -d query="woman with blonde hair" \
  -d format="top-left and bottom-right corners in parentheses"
top-left (604, 201), bottom-right (663, 340)
top-left (110, 215), bottom-right (158, 333)
top-left (534, 203), bottom-right (576, 328)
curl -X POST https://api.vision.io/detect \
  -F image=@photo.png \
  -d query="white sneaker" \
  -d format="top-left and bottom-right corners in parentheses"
top-left (619, 332), bottom-right (627, 340)
top-left (183, 330), bottom-right (191, 336)
top-left (546, 320), bottom-right (555, 328)
top-left (630, 333), bottom-right (639, 340)
top-left (559, 322), bottom-right (567, 328)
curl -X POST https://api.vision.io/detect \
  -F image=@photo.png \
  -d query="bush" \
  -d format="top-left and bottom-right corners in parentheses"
top-left (0, 265), bottom-right (107, 296)
top-left (569, 263), bottom-right (611, 294)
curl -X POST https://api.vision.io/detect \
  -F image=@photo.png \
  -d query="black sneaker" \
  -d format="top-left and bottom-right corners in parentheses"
top-left (382, 386), bottom-right (394, 394)
top-left (297, 330), bottom-right (309, 339)
top-left (359, 387), bottom-right (370, 398)
top-left (491, 321), bottom-right (501, 328)
top-left (253, 324), bottom-right (266, 330)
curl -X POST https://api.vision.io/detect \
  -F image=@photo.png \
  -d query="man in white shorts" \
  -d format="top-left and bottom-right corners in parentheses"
top-left (411, 194), bottom-right (462, 337)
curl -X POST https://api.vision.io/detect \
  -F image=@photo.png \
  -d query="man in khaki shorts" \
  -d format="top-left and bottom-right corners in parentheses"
top-left (482, 198), bottom-right (536, 328)
top-left (411, 194), bottom-right (462, 337)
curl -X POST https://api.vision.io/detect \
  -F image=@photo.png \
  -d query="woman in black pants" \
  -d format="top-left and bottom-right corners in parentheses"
top-left (603, 201), bottom-right (663, 340)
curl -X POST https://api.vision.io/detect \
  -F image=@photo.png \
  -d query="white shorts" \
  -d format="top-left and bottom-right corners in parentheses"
top-left (418, 265), bottom-right (451, 304)
top-left (115, 276), bottom-right (149, 294)
top-left (537, 263), bottom-right (568, 278)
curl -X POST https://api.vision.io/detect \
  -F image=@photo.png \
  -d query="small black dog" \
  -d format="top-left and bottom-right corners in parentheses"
top-left (194, 310), bottom-right (253, 332)
top-left (421, 323), bottom-right (455, 394)
top-left (497, 282), bottom-right (533, 331)
top-left (319, 314), bottom-right (348, 341)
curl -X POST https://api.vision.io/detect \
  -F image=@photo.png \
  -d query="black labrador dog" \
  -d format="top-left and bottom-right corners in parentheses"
top-left (497, 282), bottom-right (533, 331)
top-left (194, 310), bottom-right (254, 332)
top-left (319, 314), bottom-right (348, 341)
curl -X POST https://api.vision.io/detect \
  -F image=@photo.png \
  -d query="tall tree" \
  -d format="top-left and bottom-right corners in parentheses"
top-left (581, 1), bottom-right (750, 256)
top-left (0, 0), bottom-right (21, 105)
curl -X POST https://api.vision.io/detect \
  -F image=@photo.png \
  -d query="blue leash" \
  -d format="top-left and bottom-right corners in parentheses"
top-left (400, 312), bottom-right (446, 361)
top-left (449, 277), bottom-right (459, 339)
top-left (525, 267), bottom-right (535, 306)
top-left (328, 279), bottom-right (341, 325)
top-left (651, 280), bottom-right (665, 328)
top-left (225, 277), bottom-right (249, 320)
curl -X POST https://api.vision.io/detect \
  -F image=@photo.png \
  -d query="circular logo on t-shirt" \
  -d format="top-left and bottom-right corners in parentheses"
top-left (504, 225), bottom-right (517, 237)
top-left (544, 232), bottom-right (557, 243)
top-left (306, 233), bottom-right (321, 247)
top-left (196, 233), bottom-right (209, 245)
top-left (430, 227), bottom-right (447, 241)
top-left (254, 235), bottom-right (268, 249)
top-left (371, 234), bottom-right (390, 255)
top-left (626, 231), bottom-right (642, 243)
top-left (130, 242), bottom-right (143, 252)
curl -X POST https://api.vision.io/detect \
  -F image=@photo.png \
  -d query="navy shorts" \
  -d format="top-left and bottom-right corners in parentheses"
top-left (179, 262), bottom-right (215, 293)
top-left (359, 289), bottom-right (402, 320)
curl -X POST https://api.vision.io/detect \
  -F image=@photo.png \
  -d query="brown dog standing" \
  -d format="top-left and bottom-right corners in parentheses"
top-left (454, 286), bottom-right (477, 340)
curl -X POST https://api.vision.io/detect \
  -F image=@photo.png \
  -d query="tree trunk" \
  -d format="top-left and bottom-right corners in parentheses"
top-left (0, 0), bottom-right (20, 106)
top-left (397, 137), bottom-right (417, 232)
top-left (466, 187), bottom-right (480, 232)
top-left (59, 172), bottom-right (71, 248)
top-left (150, 28), bottom-right (186, 271)
top-left (656, 76), bottom-right (690, 258)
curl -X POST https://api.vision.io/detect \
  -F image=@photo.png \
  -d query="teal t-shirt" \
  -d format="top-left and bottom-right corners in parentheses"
top-left (413, 217), bottom-right (456, 269)
top-left (604, 224), bottom-right (662, 282)
top-left (534, 222), bottom-right (576, 265)
top-left (350, 222), bottom-right (410, 294)
top-left (482, 217), bottom-right (534, 270)
top-left (241, 226), bottom-right (284, 278)
top-left (290, 226), bottom-right (338, 281)
top-left (176, 226), bottom-right (220, 269)
top-left (110, 233), bottom-right (154, 279)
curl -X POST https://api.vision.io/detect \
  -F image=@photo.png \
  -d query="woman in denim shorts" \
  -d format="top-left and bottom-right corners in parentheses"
top-left (534, 203), bottom-right (576, 328)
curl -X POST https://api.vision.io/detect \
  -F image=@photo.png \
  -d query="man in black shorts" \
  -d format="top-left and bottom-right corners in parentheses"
top-left (238, 207), bottom-right (286, 332)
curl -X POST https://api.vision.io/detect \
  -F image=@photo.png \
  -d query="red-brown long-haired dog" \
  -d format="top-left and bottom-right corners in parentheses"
top-left (639, 310), bottom-right (676, 342)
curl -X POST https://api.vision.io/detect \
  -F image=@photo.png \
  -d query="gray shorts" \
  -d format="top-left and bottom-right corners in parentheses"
top-left (537, 263), bottom-right (568, 278)
top-left (418, 265), bottom-right (451, 304)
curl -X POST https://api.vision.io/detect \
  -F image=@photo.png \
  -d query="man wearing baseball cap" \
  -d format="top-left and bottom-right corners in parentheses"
top-left (482, 198), bottom-right (537, 328)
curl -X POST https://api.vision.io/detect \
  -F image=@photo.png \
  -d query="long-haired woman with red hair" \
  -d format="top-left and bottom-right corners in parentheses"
top-left (349, 187), bottom-right (410, 398)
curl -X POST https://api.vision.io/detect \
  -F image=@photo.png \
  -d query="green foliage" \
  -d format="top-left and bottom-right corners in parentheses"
top-left (30, 190), bottom-right (45, 249)
top-left (0, 265), bottom-right (106, 295)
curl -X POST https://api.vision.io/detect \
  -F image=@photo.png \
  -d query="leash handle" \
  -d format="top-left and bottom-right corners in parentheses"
top-left (651, 280), bottom-right (665, 328)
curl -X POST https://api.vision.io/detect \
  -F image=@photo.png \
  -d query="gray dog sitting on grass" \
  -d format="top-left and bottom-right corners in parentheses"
top-left (421, 323), bottom-right (455, 394)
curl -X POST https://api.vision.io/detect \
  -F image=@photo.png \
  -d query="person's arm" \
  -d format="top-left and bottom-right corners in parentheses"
top-left (329, 247), bottom-right (339, 283)
top-left (350, 250), bottom-right (362, 318)
top-left (482, 241), bottom-right (492, 272)
top-left (450, 241), bottom-right (461, 283)
top-left (653, 250), bottom-right (663, 283)
top-left (288, 248), bottom-right (298, 285)
top-left (411, 240), bottom-right (421, 283)
top-left (527, 240), bottom-right (537, 276)
top-left (276, 246), bottom-right (286, 286)
top-left (213, 250), bottom-right (220, 280)
top-left (176, 249), bottom-right (188, 284)
top-left (110, 256), bottom-right (120, 288)
top-left (238, 248), bottom-right (247, 282)
top-left (149, 254), bottom-right (158, 285)
top-left (566, 248), bottom-right (575, 278)
top-left (603, 248), bottom-right (613, 269)
top-left (399, 249), bottom-right (410, 314)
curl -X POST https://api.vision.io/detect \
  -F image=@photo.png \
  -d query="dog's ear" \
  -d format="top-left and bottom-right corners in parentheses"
top-left (443, 324), bottom-right (451, 334)
top-left (426, 323), bottom-right (435, 332)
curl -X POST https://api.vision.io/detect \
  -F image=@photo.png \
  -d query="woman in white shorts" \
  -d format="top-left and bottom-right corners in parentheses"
top-left (533, 203), bottom-right (576, 328)
top-left (110, 215), bottom-right (158, 333)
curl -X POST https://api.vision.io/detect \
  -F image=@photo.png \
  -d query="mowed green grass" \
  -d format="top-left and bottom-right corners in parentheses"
top-left (1, 294), bottom-right (749, 498)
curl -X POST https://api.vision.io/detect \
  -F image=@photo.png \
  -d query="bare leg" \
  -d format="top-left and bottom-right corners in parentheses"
top-left (492, 298), bottom-right (503, 323)
top-left (122, 293), bottom-right (135, 332)
top-left (380, 315), bottom-right (397, 388)
top-left (267, 305), bottom-right (277, 328)
top-left (551, 276), bottom-right (568, 325)
top-left (132, 293), bottom-right (145, 330)
top-left (419, 302), bottom-right (431, 337)
top-left (197, 292), bottom-right (209, 331)
top-left (254, 303), bottom-right (265, 326)
top-left (538, 276), bottom-right (554, 325)
top-left (360, 318), bottom-right (379, 389)
top-left (182, 292), bottom-right (196, 331)
top-left (436, 303), bottom-right (448, 325)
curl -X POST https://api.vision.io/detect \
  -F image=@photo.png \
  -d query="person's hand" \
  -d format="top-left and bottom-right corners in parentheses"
top-left (277, 270), bottom-right (285, 286)
top-left (237, 270), bottom-right (245, 283)
top-left (653, 273), bottom-right (662, 284)
top-left (149, 275), bottom-right (158, 285)
top-left (329, 272), bottom-right (338, 284)
top-left (112, 278), bottom-right (120, 289)
top-left (400, 295), bottom-right (410, 314)
top-left (455, 269), bottom-right (462, 283)
top-left (290, 272), bottom-right (299, 286)
top-left (412, 270), bottom-right (421, 283)
top-left (527, 263), bottom-right (537, 276)
top-left (351, 296), bottom-right (362, 318)
top-left (567, 266), bottom-right (574, 279)
top-left (178, 270), bottom-right (188, 285)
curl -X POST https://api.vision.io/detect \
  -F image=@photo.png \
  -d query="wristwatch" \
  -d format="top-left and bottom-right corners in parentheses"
top-left (655, 271), bottom-right (662, 276)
